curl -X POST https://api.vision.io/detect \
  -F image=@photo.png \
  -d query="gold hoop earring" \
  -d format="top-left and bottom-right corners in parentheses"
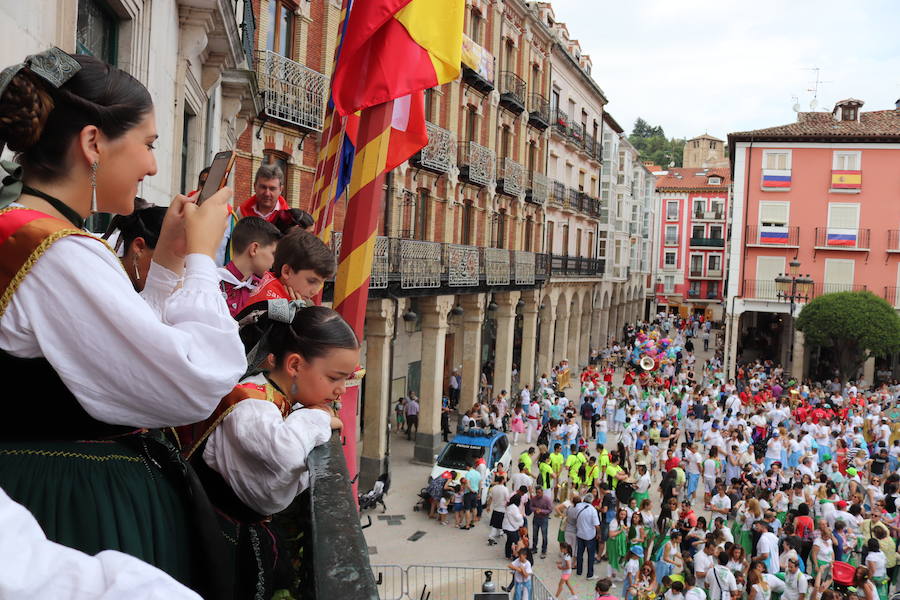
top-left (90, 161), bottom-right (99, 213)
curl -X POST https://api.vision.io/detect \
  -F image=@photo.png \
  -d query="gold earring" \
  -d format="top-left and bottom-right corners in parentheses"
top-left (133, 257), bottom-right (140, 281)
top-left (90, 161), bottom-right (99, 213)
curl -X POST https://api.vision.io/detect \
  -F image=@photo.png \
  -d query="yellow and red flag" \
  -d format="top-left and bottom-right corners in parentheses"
top-left (330, 0), bottom-right (464, 116)
top-left (831, 169), bottom-right (862, 190)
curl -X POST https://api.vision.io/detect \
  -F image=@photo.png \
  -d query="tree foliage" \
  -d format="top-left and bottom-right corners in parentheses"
top-left (628, 118), bottom-right (685, 168)
top-left (795, 291), bottom-right (900, 382)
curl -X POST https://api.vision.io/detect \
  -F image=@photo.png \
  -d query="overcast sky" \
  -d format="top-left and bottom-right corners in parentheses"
top-left (549, 0), bottom-right (900, 140)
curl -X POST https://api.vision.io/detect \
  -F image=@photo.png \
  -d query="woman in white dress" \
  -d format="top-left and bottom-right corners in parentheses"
top-left (0, 49), bottom-right (245, 597)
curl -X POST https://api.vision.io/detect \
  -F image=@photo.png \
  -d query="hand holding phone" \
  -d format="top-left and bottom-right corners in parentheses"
top-left (197, 150), bottom-right (236, 205)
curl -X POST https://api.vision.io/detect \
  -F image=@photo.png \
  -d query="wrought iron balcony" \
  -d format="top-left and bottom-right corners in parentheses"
top-left (525, 171), bottom-right (548, 205)
top-left (564, 187), bottom-right (579, 212)
top-left (527, 93), bottom-right (550, 130)
top-left (457, 141), bottom-right (495, 187)
top-left (742, 279), bottom-right (865, 301)
top-left (498, 71), bottom-right (526, 115)
top-left (497, 157), bottom-right (524, 196)
top-left (549, 181), bottom-right (566, 207)
top-left (889, 230), bottom-right (900, 253)
top-left (483, 247), bottom-right (511, 285)
top-left (413, 121), bottom-right (455, 173)
top-left (885, 286), bottom-right (899, 308)
top-left (689, 236), bottom-right (725, 248)
top-left (745, 225), bottom-right (799, 247)
top-left (813, 282), bottom-right (867, 295)
top-left (255, 50), bottom-right (327, 131)
top-left (549, 255), bottom-right (605, 278)
top-left (814, 227), bottom-right (870, 251)
top-left (568, 123), bottom-right (585, 147)
top-left (552, 109), bottom-right (570, 137)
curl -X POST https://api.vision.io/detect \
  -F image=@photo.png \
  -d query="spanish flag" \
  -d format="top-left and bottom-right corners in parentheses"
top-left (330, 0), bottom-right (465, 117)
top-left (831, 170), bottom-right (862, 189)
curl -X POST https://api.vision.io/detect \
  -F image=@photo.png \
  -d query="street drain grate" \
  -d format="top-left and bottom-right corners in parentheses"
top-left (407, 530), bottom-right (427, 541)
top-left (368, 546), bottom-right (378, 555)
top-left (387, 521), bottom-right (402, 526)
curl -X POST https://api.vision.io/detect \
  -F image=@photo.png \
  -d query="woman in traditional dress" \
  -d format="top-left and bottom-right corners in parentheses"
top-left (608, 507), bottom-right (630, 576)
top-left (175, 305), bottom-right (354, 597)
top-left (0, 49), bottom-right (246, 598)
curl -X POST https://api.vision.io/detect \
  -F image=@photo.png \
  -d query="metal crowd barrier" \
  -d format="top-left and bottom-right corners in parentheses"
top-left (370, 564), bottom-right (554, 600)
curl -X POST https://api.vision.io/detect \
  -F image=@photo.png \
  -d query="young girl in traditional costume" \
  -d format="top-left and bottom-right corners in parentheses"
top-left (175, 304), bottom-right (356, 598)
top-left (0, 49), bottom-right (246, 598)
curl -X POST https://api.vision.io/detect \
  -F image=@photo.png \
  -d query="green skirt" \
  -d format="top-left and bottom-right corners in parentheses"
top-left (739, 529), bottom-right (753, 557)
top-left (608, 531), bottom-right (628, 570)
top-left (0, 440), bottom-right (193, 587)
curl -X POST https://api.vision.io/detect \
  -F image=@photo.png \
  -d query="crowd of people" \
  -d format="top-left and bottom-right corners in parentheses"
top-left (422, 313), bottom-right (900, 600)
top-left (0, 50), bottom-right (354, 599)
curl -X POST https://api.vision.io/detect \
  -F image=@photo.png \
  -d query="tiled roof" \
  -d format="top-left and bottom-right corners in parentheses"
top-left (655, 167), bottom-right (731, 191)
top-left (730, 109), bottom-right (900, 141)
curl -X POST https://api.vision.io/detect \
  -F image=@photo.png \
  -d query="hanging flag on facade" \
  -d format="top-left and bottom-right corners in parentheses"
top-left (831, 170), bottom-right (862, 189)
top-left (761, 169), bottom-right (791, 188)
top-left (826, 227), bottom-right (858, 246)
top-left (759, 225), bottom-right (789, 244)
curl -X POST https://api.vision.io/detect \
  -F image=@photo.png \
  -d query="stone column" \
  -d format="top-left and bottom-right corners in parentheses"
top-left (792, 329), bottom-right (806, 382)
top-left (493, 291), bottom-right (520, 397)
top-left (579, 308), bottom-right (592, 363)
top-left (567, 306), bottom-right (581, 366)
top-left (519, 289), bottom-right (540, 389)
top-left (863, 355), bottom-right (875, 386)
top-left (414, 295), bottom-right (455, 464)
top-left (458, 294), bottom-right (486, 414)
top-left (537, 298), bottom-right (557, 379)
top-left (553, 302), bottom-right (570, 366)
top-left (359, 299), bottom-right (394, 491)
top-left (725, 312), bottom-right (741, 380)
top-left (597, 306), bottom-right (609, 348)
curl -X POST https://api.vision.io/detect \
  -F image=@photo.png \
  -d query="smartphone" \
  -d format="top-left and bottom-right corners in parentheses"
top-left (197, 150), bottom-right (236, 205)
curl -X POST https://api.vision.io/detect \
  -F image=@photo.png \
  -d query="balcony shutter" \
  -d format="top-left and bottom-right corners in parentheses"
top-left (759, 202), bottom-right (788, 226)
top-left (756, 256), bottom-right (785, 281)
top-left (828, 204), bottom-right (859, 229)
top-left (824, 259), bottom-right (854, 286)
top-left (765, 151), bottom-right (789, 170)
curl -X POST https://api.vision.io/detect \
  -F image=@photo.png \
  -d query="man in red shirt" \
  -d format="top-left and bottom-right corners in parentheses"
top-left (239, 163), bottom-right (290, 222)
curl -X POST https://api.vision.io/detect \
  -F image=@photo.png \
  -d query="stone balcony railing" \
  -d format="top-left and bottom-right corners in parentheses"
top-left (457, 141), bottom-right (495, 187)
top-left (526, 171), bottom-right (548, 205)
top-left (415, 121), bottom-right (455, 173)
top-left (497, 157), bottom-right (524, 197)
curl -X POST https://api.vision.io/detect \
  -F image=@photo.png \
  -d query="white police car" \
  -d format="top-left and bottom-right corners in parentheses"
top-left (429, 429), bottom-right (512, 505)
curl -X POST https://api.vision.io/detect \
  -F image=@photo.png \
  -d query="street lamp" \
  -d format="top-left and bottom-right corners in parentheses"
top-left (774, 257), bottom-right (814, 374)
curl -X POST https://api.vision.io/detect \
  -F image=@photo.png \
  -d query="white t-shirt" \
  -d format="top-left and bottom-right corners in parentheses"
top-left (490, 484), bottom-right (510, 513)
top-left (686, 451), bottom-right (701, 475)
top-left (813, 538), bottom-right (834, 563)
top-left (511, 556), bottom-right (532, 583)
top-left (866, 550), bottom-right (887, 578)
top-left (711, 494), bottom-right (732, 513)
top-left (694, 550), bottom-right (715, 578)
top-left (706, 565), bottom-right (739, 600)
top-left (703, 458), bottom-right (718, 479)
top-left (782, 570), bottom-right (809, 600)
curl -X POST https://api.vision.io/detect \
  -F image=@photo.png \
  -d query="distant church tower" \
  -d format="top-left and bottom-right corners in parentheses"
top-left (682, 134), bottom-right (728, 169)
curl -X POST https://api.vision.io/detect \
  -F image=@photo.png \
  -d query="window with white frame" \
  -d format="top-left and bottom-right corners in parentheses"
top-left (710, 199), bottom-right (724, 216)
top-left (692, 224), bottom-right (705, 239)
top-left (709, 224), bottom-right (723, 239)
top-left (666, 200), bottom-right (679, 221)
top-left (693, 198), bottom-right (705, 217)
top-left (763, 150), bottom-right (791, 170)
top-left (690, 254), bottom-right (703, 275)
top-left (688, 280), bottom-right (701, 296)
top-left (708, 281), bottom-right (719, 297)
top-left (708, 254), bottom-right (722, 272)
top-left (828, 203), bottom-right (859, 229)
top-left (665, 225), bottom-right (678, 245)
top-left (824, 258), bottom-right (855, 293)
top-left (664, 250), bottom-right (676, 267)
top-left (663, 275), bottom-right (675, 293)
top-left (833, 151), bottom-right (861, 171)
top-left (755, 255), bottom-right (785, 299)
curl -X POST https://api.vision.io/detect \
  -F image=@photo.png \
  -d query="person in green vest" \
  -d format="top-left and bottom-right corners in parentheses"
top-left (597, 444), bottom-right (610, 481)
top-left (606, 452), bottom-right (625, 489)
top-left (565, 444), bottom-right (584, 489)
top-left (583, 456), bottom-right (600, 490)
top-left (538, 453), bottom-right (555, 499)
top-left (549, 442), bottom-right (565, 496)
top-left (519, 447), bottom-right (535, 475)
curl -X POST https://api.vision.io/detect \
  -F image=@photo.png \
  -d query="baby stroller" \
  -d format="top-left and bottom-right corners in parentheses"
top-left (830, 560), bottom-right (856, 600)
top-left (358, 473), bottom-right (390, 513)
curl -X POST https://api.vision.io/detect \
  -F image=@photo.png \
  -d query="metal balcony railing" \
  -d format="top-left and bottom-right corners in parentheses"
top-left (885, 286), bottom-right (899, 308)
top-left (527, 93), bottom-right (550, 129)
top-left (457, 141), bottom-right (495, 187)
top-left (888, 230), bottom-right (900, 252)
top-left (689, 236), bottom-right (725, 248)
top-left (745, 225), bottom-right (800, 247)
top-left (565, 187), bottom-right (579, 211)
top-left (526, 171), bottom-right (548, 205)
top-left (483, 247), bottom-right (511, 285)
top-left (813, 282), bottom-right (867, 295)
top-left (549, 181), bottom-right (566, 206)
top-left (498, 71), bottom-right (526, 113)
top-left (549, 255), bottom-right (605, 277)
top-left (569, 123), bottom-right (585, 146)
top-left (814, 227), bottom-right (870, 250)
top-left (497, 157), bottom-right (524, 196)
top-left (707, 268), bottom-right (723, 278)
top-left (256, 50), bottom-right (327, 131)
top-left (693, 209), bottom-right (725, 221)
top-left (552, 109), bottom-right (570, 137)
top-left (416, 121), bottom-right (455, 173)
top-left (742, 279), bottom-right (866, 301)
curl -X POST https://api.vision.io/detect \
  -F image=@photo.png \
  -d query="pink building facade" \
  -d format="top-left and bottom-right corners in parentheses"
top-left (725, 99), bottom-right (900, 381)
top-left (654, 168), bottom-right (730, 320)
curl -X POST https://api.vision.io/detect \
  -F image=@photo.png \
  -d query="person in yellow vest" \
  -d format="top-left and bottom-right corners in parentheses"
top-left (519, 447), bottom-right (536, 476)
top-left (565, 444), bottom-right (585, 489)
top-left (605, 453), bottom-right (625, 489)
top-left (583, 456), bottom-right (600, 490)
top-left (597, 444), bottom-right (611, 481)
top-left (549, 443), bottom-right (565, 499)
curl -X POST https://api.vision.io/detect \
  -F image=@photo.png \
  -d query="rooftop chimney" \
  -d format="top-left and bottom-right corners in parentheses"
top-left (895, 98), bottom-right (900, 110)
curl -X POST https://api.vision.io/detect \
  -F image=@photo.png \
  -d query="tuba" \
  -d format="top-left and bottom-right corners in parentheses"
top-left (639, 356), bottom-right (656, 371)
